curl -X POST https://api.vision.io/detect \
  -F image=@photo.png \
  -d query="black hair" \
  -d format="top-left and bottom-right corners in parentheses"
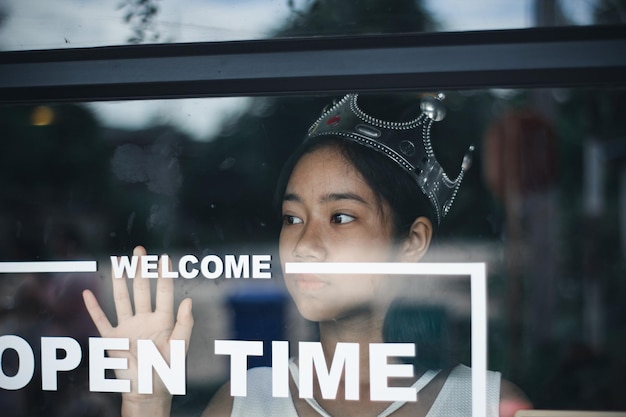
top-left (383, 298), bottom-right (458, 371)
top-left (274, 136), bottom-right (437, 240)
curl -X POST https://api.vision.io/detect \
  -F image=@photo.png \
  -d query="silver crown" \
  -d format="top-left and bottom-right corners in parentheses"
top-left (305, 93), bottom-right (473, 224)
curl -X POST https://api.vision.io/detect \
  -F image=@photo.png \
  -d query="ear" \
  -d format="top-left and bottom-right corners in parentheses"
top-left (399, 216), bottom-right (433, 262)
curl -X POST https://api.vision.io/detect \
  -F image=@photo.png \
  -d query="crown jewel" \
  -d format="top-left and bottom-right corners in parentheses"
top-left (305, 93), bottom-right (473, 223)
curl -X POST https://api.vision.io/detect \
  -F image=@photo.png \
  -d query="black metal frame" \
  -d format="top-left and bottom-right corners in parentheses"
top-left (1, 25), bottom-right (625, 103)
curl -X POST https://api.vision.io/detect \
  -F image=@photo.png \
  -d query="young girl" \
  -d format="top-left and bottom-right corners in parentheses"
top-left (83, 94), bottom-right (531, 417)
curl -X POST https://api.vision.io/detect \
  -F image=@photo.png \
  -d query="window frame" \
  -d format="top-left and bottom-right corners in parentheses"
top-left (0, 25), bottom-right (625, 104)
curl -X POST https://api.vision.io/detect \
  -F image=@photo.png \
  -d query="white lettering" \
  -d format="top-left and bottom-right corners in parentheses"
top-left (141, 254), bottom-right (159, 278)
top-left (89, 337), bottom-right (130, 393)
top-left (110, 254), bottom-right (273, 280)
top-left (137, 340), bottom-right (186, 395)
top-left (0, 337), bottom-right (419, 399)
top-left (0, 335), bottom-right (35, 390)
top-left (225, 255), bottom-right (249, 278)
top-left (214, 340), bottom-right (263, 396)
top-left (159, 255), bottom-right (179, 278)
top-left (369, 343), bottom-right (416, 402)
top-left (252, 255), bottom-right (271, 279)
top-left (179, 255), bottom-right (199, 279)
top-left (271, 341), bottom-right (289, 398)
top-left (201, 255), bottom-right (224, 279)
top-left (41, 337), bottom-right (82, 391)
top-left (110, 255), bottom-right (138, 279)
top-left (299, 342), bottom-right (359, 400)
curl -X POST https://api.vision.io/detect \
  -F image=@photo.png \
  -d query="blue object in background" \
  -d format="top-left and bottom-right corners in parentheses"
top-left (227, 289), bottom-right (288, 368)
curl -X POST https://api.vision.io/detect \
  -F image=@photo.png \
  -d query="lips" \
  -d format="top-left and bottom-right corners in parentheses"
top-left (289, 274), bottom-right (328, 291)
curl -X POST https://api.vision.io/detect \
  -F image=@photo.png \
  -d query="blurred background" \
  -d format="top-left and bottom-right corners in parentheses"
top-left (1, 1), bottom-right (625, 416)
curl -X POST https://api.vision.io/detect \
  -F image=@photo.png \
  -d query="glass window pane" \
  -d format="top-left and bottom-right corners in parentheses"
top-left (0, 0), bottom-right (618, 52)
top-left (1, 89), bottom-right (625, 415)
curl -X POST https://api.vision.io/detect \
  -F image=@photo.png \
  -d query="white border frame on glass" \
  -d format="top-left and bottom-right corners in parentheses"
top-left (285, 262), bottom-right (488, 417)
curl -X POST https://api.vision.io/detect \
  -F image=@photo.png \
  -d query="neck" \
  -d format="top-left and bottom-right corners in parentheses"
top-left (317, 307), bottom-right (386, 385)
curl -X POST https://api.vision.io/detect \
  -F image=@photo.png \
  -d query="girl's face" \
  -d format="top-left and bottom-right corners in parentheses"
top-left (279, 145), bottom-right (400, 322)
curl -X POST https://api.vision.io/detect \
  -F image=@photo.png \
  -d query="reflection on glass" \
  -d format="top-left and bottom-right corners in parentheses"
top-left (0, 0), bottom-right (613, 51)
top-left (0, 89), bottom-right (625, 416)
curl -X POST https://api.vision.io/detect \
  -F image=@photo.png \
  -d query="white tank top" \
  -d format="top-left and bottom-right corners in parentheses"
top-left (231, 363), bottom-right (501, 417)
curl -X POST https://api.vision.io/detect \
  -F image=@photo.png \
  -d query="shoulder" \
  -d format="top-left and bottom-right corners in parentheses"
top-left (441, 365), bottom-right (531, 417)
top-left (499, 378), bottom-right (533, 417)
top-left (448, 366), bottom-right (533, 416)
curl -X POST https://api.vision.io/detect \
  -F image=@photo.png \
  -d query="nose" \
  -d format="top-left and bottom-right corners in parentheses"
top-left (292, 221), bottom-right (326, 261)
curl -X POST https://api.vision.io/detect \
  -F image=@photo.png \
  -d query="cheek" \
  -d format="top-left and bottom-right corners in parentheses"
top-left (334, 275), bottom-right (390, 302)
top-left (331, 237), bottom-right (395, 263)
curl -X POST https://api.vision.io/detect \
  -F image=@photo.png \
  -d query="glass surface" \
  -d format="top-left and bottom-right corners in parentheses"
top-left (1, 88), bottom-right (625, 416)
top-left (0, 0), bottom-right (618, 52)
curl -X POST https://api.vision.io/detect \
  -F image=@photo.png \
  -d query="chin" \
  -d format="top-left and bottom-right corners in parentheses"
top-left (295, 301), bottom-right (338, 323)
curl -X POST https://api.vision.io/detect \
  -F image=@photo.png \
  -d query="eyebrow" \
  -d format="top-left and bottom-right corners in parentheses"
top-left (283, 192), bottom-right (369, 206)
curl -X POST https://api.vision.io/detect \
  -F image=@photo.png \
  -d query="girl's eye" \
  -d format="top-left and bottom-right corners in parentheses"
top-left (283, 215), bottom-right (303, 225)
top-left (331, 213), bottom-right (355, 224)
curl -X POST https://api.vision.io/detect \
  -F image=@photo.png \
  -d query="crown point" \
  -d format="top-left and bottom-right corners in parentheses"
top-left (420, 96), bottom-right (446, 122)
top-left (326, 115), bottom-right (341, 126)
top-left (462, 150), bottom-right (473, 171)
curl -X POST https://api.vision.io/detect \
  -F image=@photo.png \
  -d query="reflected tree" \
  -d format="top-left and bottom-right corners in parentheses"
top-left (118, 0), bottom-right (162, 43)
top-left (594, 0), bottom-right (626, 23)
top-left (281, 0), bottom-right (438, 36)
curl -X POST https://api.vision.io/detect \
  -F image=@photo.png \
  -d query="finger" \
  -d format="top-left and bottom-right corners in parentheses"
top-left (155, 254), bottom-right (174, 316)
top-left (82, 290), bottom-right (113, 337)
top-left (133, 245), bottom-right (153, 314)
top-left (171, 298), bottom-right (194, 352)
top-left (111, 256), bottom-right (133, 321)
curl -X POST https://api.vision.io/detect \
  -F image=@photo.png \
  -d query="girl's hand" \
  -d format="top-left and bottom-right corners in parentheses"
top-left (82, 246), bottom-right (194, 416)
